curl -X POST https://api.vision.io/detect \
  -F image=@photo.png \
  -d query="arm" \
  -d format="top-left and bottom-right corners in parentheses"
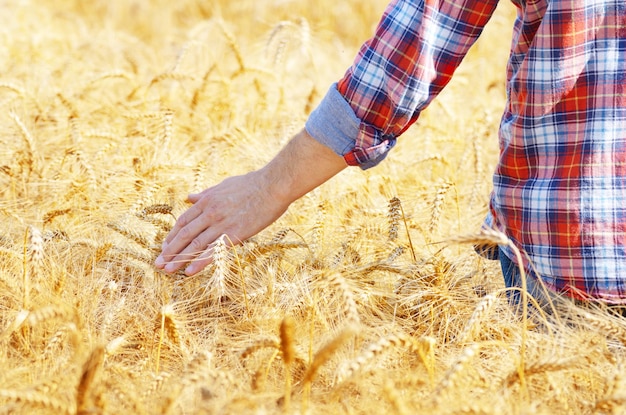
top-left (335, 0), bottom-right (499, 167)
top-left (155, 129), bottom-right (347, 276)
top-left (156, 0), bottom-right (499, 275)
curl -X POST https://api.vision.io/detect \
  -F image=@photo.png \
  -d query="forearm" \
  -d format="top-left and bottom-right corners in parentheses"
top-left (261, 128), bottom-right (348, 206)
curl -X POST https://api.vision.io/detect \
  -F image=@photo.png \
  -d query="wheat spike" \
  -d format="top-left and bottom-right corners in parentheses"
top-left (206, 234), bottom-right (229, 301)
top-left (324, 272), bottom-right (360, 325)
top-left (148, 72), bottom-right (194, 88)
top-left (138, 204), bottom-right (174, 217)
top-left (155, 109), bottom-right (174, 162)
top-left (182, 351), bottom-right (214, 385)
top-left (265, 21), bottom-right (294, 66)
top-left (433, 344), bottom-right (478, 404)
top-left (0, 81), bottom-right (26, 97)
top-left (388, 197), bottom-right (416, 260)
top-left (27, 225), bottom-right (44, 268)
top-left (280, 315), bottom-right (296, 411)
top-left (192, 161), bottom-right (207, 193)
top-left (42, 323), bottom-right (74, 357)
top-left (455, 293), bottom-right (497, 344)
top-left (302, 326), bottom-right (356, 386)
top-left (502, 355), bottom-right (576, 387)
top-left (336, 332), bottom-right (417, 384)
top-left (447, 227), bottom-right (511, 247)
top-left (304, 85), bottom-right (317, 114)
top-left (582, 312), bottom-right (626, 346)
top-left (388, 197), bottom-right (401, 241)
top-left (382, 380), bottom-right (409, 415)
top-left (26, 305), bottom-right (74, 327)
top-left (42, 209), bottom-right (72, 227)
top-left (429, 179), bottom-right (453, 234)
top-left (280, 316), bottom-right (296, 367)
top-left (190, 65), bottom-right (216, 111)
top-left (68, 113), bottom-right (82, 145)
top-left (76, 345), bottom-right (105, 413)
top-left (217, 20), bottom-right (245, 73)
top-left (73, 149), bottom-right (97, 190)
top-left (160, 304), bottom-right (182, 347)
top-left (310, 201), bottom-right (327, 257)
top-left (107, 221), bottom-right (151, 248)
top-left (593, 363), bottom-right (626, 412)
top-left (0, 389), bottom-right (73, 414)
top-left (104, 336), bottom-right (127, 357)
top-left (129, 182), bottom-right (162, 216)
top-left (241, 338), bottom-right (280, 359)
top-left (9, 111), bottom-right (36, 175)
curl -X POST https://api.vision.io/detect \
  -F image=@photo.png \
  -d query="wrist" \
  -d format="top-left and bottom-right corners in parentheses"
top-left (259, 129), bottom-right (347, 207)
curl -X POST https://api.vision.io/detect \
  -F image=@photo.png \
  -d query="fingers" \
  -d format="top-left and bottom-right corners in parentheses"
top-left (158, 224), bottom-right (221, 274)
top-left (187, 192), bottom-right (203, 203)
top-left (163, 202), bottom-right (203, 246)
top-left (155, 197), bottom-right (219, 273)
top-left (183, 245), bottom-right (215, 276)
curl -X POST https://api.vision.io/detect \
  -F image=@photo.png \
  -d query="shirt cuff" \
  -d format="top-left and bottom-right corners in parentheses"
top-left (305, 83), bottom-right (387, 170)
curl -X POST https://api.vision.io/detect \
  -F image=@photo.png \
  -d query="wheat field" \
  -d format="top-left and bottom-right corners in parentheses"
top-left (1, 1), bottom-right (626, 414)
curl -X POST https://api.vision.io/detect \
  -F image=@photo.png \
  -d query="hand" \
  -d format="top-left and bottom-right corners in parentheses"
top-left (154, 129), bottom-right (347, 276)
top-left (155, 171), bottom-right (290, 276)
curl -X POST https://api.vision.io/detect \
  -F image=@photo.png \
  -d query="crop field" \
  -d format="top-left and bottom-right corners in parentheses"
top-left (1, 1), bottom-right (626, 414)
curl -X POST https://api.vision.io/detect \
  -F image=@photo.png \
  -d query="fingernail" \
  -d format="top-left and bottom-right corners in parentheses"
top-left (164, 263), bottom-right (176, 273)
top-left (161, 241), bottom-right (168, 249)
top-left (155, 255), bottom-right (165, 267)
top-left (184, 265), bottom-right (195, 276)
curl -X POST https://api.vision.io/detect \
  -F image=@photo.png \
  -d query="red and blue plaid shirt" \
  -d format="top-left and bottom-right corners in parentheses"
top-left (306, 0), bottom-right (626, 303)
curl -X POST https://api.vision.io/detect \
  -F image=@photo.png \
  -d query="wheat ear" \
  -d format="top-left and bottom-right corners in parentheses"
top-left (429, 179), bottom-right (453, 235)
top-left (0, 389), bottom-right (72, 414)
top-left (447, 227), bottom-right (531, 388)
top-left (280, 316), bottom-right (296, 411)
top-left (325, 272), bottom-right (360, 325)
top-left (335, 332), bottom-right (416, 384)
top-left (76, 345), bottom-right (105, 413)
top-left (455, 294), bottom-right (497, 344)
top-left (217, 20), bottom-right (245, 74)
top-left (241, 338), bottom-right (280, 359)
top-left (9, 111), bottom-right (36, 175)
top-left (388, 197), bottom-right (401, 242)
top-left (302, 326), bottom-right (356, 387)
top-left (432, 344), bottom-right (478, 404)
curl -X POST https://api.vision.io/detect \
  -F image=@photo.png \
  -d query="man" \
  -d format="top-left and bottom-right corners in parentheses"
top-left (155, 0), bottom-right (626, 305)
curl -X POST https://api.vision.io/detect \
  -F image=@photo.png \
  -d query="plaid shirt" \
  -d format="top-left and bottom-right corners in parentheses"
top-left (306, 0), bottom-right (626, 303)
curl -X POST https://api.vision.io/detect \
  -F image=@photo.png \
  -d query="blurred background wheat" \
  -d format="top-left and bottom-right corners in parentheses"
top-left (1, 1), bottom-right (625, 414)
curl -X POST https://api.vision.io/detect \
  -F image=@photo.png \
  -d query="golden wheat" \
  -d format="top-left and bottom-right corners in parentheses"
top-left (2, 1), bottom-right (623, 414)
